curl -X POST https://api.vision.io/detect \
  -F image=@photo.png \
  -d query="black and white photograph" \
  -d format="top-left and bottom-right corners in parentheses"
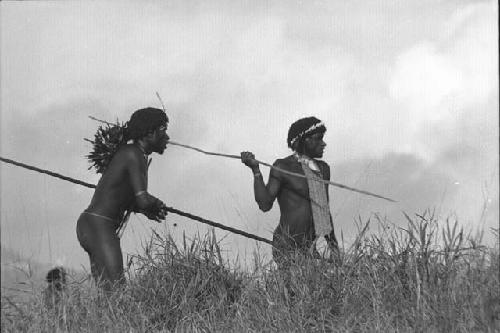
top-left (1, 1), bottom-right (498, 331)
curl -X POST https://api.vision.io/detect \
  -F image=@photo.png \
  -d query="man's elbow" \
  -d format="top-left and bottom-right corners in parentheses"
top-left (257, 201), bottom-right (273, 212)
top-left (135, 194), bottom-right (155, 211)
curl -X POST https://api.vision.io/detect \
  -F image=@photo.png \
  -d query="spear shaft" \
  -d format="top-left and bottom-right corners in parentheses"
top-left (168, 141), bottom-right (397, 203)
top-left (87, 116), bottom-right (397, 203)
top-left (0, 156), bottom-right (273, 245)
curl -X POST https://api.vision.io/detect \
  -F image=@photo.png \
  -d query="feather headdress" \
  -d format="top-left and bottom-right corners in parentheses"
top-left (84, 118), bottom-right (128, 174)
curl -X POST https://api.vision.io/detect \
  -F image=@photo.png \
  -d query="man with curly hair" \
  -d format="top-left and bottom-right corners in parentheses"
top-left (43, 266), bottom-right (67, 308)
top-left (77, 107), bottom-right (170, 291)
top-left (241, 117), bottom-right (339, 269)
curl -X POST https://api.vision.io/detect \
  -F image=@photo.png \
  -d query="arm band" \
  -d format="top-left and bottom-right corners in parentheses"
top-left (135, 190), bottom-right (147, 197)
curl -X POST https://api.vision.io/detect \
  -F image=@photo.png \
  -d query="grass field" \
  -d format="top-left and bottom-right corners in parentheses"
top-left (1, 210), bottom-right (499, 332)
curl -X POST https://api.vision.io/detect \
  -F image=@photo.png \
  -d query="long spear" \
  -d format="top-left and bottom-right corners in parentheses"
top-left (152, 91), bottom-right (396, 202)
top-left (168, 141), bottom-right (397, 203)
top-left (0, 156), bottom-right (273, 245)
top-left (88, 115), bottom-right (396, 203)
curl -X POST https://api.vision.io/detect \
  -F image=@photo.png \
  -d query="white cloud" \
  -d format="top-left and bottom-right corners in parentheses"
top-left (389, 42), bottom-right (463, 117)
top-left (1, 1), bottom-right (498, 268)
top-left (388, 2), bottom-right (497, 161)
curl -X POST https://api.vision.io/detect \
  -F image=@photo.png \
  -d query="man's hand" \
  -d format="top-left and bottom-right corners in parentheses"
top-left (155, 202), bottom-right (168, 222)
top-left (240, 151), bottom-right (260, 171)
top-left (142, 199), bottom-right (168, 222)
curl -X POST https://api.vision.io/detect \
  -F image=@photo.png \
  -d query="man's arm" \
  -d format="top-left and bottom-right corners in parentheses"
top-left (241, 152), bottom-right (281, 212)
top-left (126, 149), bottom-right (167, 221)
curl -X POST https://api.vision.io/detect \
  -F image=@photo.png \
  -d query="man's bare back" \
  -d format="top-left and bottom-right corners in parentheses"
top-left (87, 145), bottom-right (149, 224)
top-left (77, 107), bottom-right (169, 290)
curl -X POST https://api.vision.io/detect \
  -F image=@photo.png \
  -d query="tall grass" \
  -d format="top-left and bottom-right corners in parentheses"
top-left (2, 210), bottom-right (499, 332)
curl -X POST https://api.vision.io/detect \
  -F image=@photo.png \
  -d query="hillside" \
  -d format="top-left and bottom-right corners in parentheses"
top-left (1, 212), bottom-right (499, 332)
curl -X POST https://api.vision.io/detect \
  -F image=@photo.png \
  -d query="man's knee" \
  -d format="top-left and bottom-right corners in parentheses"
top-left (90, 245), bottom-right (124, 286)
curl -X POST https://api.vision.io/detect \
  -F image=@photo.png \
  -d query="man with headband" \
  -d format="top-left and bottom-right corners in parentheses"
top-left (77, 107), bottom-right (170, 291)
top-left (241, 116), bottom-right (339, 269)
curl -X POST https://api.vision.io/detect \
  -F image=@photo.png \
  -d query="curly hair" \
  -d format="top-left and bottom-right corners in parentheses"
top-left (86, 107), bottom-right (169, 174)
top-left (126, 107), bottom-right (169, 141)
top-left (287, 116), bottom-right (326, 151)
top-left (46, 267), bottom-right (67, 284)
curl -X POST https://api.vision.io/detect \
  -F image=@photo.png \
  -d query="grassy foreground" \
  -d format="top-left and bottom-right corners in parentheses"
top-left (2, 211), bottom-right (499, 332)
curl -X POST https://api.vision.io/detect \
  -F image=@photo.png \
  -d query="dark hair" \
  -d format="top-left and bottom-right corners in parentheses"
top-left (86, 107), bottom-right (169, 174)
top-left (287, 116), bottom-right (326, 151)
top-left (46, 267), bottom-right (66, 284)
top-left (126, 107), bottom-right (168, 141)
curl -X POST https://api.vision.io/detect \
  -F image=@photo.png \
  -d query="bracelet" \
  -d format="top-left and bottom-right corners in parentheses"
top-left (253, 172), bottom-right (262, 177)
top-left (135, 190), bottom-right (147, 197)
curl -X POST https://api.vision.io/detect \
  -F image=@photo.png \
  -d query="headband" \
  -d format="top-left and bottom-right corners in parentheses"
top-left (289, 121), bottom-right (325, 148)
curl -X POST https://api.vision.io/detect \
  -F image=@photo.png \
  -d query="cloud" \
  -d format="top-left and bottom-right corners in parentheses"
top-left (389, 2), bottom-right (497, 112)
top-left (1, 1), bottom-right (497, 268)
top-left (389, 42), bottom-right (463, 114)
top-left (332, 152), bottom-right (498, 244)
top-left (388, 2), bottom-right (497, 163)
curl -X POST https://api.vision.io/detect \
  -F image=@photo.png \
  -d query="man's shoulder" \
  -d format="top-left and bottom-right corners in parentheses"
top-left (116, 144), bottom-right (139, 155)
top-left (112, 144), bottom-right (141, 162)
top-left (269, 156), bottom-right (297, 181)
top-left (273, 155), bottom-right (297, 168)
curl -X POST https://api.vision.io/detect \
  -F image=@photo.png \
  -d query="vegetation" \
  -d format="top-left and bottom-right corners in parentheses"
top-left (2, 210), bottom-right (499, 332)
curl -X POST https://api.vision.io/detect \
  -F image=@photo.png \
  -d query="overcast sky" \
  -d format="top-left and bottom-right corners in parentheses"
top-left (1, 0), bottom-right (498, 271)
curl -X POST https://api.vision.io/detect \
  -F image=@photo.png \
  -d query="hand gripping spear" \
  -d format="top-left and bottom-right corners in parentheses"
top-left (0, 155), bottom-right (274, 245)
top-left (88, 113), bottom-right (396, 203)
top-left (167, 141), bottom-right (397, 203)
top-left (154, 92), bottom-right (396, 203)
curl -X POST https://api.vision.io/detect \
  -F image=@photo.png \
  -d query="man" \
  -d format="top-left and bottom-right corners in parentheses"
top-left (241, 116), bottom-right (338, 269)
top-left (77, 107), bottom-right (169, 290)
top-left (43, 266), bottom-right (67, 309)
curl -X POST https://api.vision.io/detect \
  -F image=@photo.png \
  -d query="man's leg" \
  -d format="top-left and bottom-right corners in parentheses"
top-left (77, 214), bottom-right (125, 291)
top-left (92, 237), bottom-right (124, 290)
top-left (87, 223), bottom-right (124, 291)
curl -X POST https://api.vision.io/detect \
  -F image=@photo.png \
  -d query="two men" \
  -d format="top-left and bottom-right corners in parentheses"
top-left (241, 117), bottom-right (338, 268)
top-left (78, 110), bottom-right (336, 289)
top-left (77, 107), bottom-right (169, 290)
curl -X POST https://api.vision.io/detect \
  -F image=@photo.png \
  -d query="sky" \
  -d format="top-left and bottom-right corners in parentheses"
top-left (1, 0), bottom-right (498, 272)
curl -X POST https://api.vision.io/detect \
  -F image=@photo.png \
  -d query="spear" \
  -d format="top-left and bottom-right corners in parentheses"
top-left (87, 115), bottom-right (397, 203)
top-left (167, 141), bottom-right (397, 203)
top-left (0, 155), bottom-right (273, 245)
